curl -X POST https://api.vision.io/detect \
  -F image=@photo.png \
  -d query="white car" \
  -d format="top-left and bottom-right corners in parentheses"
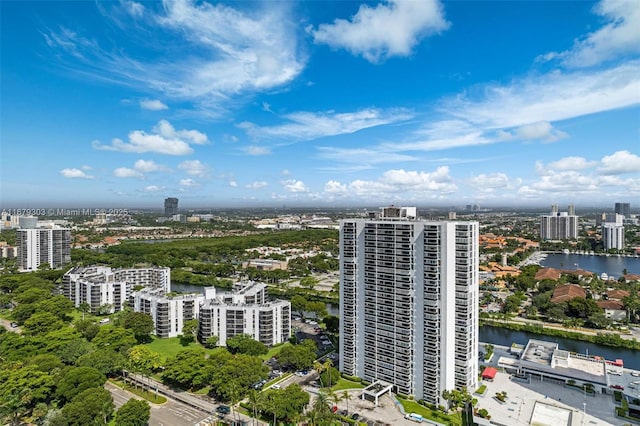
top-left (631, 371), bottom-right (640, 377)
top-left (271, 384), bottom-right (281, 390)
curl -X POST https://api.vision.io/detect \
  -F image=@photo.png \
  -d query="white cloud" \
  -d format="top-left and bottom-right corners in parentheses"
top-left (443, 61), bottom-right (640, 130)
top-left (240, 107), bottom-right (413, 142)
top-left (229, 180), bottom-right (238, 187)
top-left (310, 0), bottom-right (449, 63)
top-left (154, 120), bottom-right (207, 145)
top-left (324, 180), bottom-right (348, 195)
top-left (134, 159), bottom-right (168, 172)
top-left (92, 120), bottom-right (207, 155)
top-left (113, 167), bottom-right (143, 178)
top-left (282, 179), bottom-right (309, 193)
top-left (178, 160), bottom-right (209, 177)
top-left (540, 0), bottom-right (640, 68)
top-left (143, 185), bottom-right (163, 192)
top-left (324, 167), bottom-right (457, 200)
top-left (80, 165), bottom-right (92, 171)
top-left (124, 1), bottom-right (145, 18)
top-left (497, 121), bottom-right (568, 143)
top-left (140, 99), bottom-right (168, 110)
top-left (547, 156), bottom-right (597, 171)
top-left (244, 146), bottom-right (271, 156)
top-left (599, 150), bottom-right (640, 175)
top-left (60, 168), bottom-right (94, 179)
top-left (467, 173), bottom-right (521, 194)
top-left (246, 181), bottom-right (268, 189)
top-left (45, 1), bottom-right (304, 114)
top-left (179, 178), bottom-right (198, 187)
top-left (281, 169), bottom-right (291, 176)
top-left (317, 146), bottom-right (417, 166)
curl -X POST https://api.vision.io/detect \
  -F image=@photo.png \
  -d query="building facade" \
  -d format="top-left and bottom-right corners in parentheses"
top-left (615, 202), bottom-right (631, 218)
top-left (62, 266), bottom-right (170, 313)
top-left (198, 282), bottom-right (291, 347)
top-left (339, 206), bottom-right (479, 405)
top-left (164, 197), bottom-right (179, 217)
top-left (17, 227), bottom-right (71, 271)
top-left (133, 288), bottom-right (205, 338)
top-left (539, 205), bottom-right (578, 240)
top-left (602, 223), bottom-right (625, 250)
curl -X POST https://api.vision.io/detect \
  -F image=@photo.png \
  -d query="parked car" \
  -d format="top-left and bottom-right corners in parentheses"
top-left (10, 322), bottom-right (18, 328)
top-left (271, 384), bottom-right (281, 390)
top-left (350, 413), bottom-right (360, 421)
top-left (610, 384), bottom-right (624, 390)
top-left (216, 405), bottom-right (231, 414)
top-left (631, 371), bottom-right (640, 377)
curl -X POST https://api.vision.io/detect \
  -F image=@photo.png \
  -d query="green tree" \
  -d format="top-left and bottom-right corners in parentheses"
top-left (121, 312), bottom-right (155, 343)
top-left (0, 364), bottom-right (55, 424)
top-left (291, 295), bottom-right (307, 317)
top-left (114, 399), bottom-right (150, 426)
top-left (58, 387), bottom-right (114, 426)
top-left (22, 312), bottom-right (66, 336)
top-left (211, 353), bottom-right (269, 401)
top-left (225, 334), bottom-right (268, 356)
top-left (56, 367), bottom-right (107, 403)
top-left (75, 319), bottom-right (101, 341)
top-left (77, 350), bottom-right (127, 377)
top-left (162, 349), bottom-right (213, 390)
top-left (322, 315), bottom-right (339, 333)
top-left (300, 276), bottom-right (319, 290)
top-left (181, 319), bottom-right (199, 343)
top-left (78, 302), bottom-right (91, 320)
top-left (277, 341), bottom-right (317, 371)
top-left (93, 325), bottom-right (137, 353)
top-left (305, 301), bottom-right (327, 319)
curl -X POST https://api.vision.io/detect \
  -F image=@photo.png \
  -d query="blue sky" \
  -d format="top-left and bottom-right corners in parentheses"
top-left (1, 0), bottom-right (639, 209)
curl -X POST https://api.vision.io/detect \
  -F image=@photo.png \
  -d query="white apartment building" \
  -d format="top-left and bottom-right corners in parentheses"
top-left (133, 287), bottom-right (205, 338)
top-left (539, 205), bottom-right (578, 240)
top-left (198, 282), bottom-right (291, 347)
top-left (62, 266), bottom-right (170, 313)
top-left (340, 206), bottom-right (479, 406)
top-left (602, 223), bottom-right (625, 250)
top-left (17, 227), bottom-right (71, 271)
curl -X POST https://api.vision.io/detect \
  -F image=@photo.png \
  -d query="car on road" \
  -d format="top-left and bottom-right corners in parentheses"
top-left (271, 384), bottom-right (281, 390)
top-left (610, 384), bottom-right (624, 390)
top-left (10, 322), bottom-right (18, 328)
top-left (631, 371), bottom-right (640, 377)
top-left (350, 413), bottom-right (360, 421)
top-left (216, 405), bottom-right (231, 414)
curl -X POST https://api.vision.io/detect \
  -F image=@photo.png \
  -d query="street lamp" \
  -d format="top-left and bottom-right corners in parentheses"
top-left (583, 401), bottom-right (587, 424)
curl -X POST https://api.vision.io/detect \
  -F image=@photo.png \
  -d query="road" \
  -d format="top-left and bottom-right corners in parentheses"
top-left (121, 373), bottom-right (267, 426)
top-left (106, 381), bottom-right (209, 426)
top-left (0, 318), bottom-right (21, 333)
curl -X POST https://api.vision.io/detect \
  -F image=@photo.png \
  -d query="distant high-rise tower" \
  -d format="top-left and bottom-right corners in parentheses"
top-left (540, 205), bottom-right (578, 240)
top-left (17, 227), bottom-right (71, 271)
top-left (615, 202), bottom-right (631, 218)
top-left (340, 206), bottom-right (478, 406)
top-left (164, 197), bottom-right (179, 217)
top-left (568, 204), bottom-right (575, 216)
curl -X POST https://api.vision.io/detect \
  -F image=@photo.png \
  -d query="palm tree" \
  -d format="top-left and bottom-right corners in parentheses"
top-left (78, 302), bottom-right (91, 320)
top-left (247, 389), bottom-right (260, 425)
top-left (322, 358), bottom-right (334, 388)
top-left (313, 360), bottom-right (326, 387)
top-left (342, 390), bottom-right (351, 416)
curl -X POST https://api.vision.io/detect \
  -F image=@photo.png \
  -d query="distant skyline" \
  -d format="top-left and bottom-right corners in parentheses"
top-left (1, 0), bottom-right (639, 208)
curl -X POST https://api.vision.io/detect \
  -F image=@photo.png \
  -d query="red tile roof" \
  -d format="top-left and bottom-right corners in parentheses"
top-left (550, 284), bottom-right (586, 304)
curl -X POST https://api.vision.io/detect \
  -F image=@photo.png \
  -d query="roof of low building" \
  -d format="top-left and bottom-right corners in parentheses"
top-left (550, 284), bottom-right (586, 304)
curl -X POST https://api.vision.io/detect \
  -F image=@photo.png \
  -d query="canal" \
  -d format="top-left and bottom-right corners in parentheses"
top-left (479, 325), bottom-right (640, 370)
top-left (540, 253), bottom-right (640, 276)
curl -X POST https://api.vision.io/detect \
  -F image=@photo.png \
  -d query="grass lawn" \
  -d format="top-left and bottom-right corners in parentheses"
top-left (260, 342), bottom-right (292, 361)
top-left (331, 378), bottom-right (365, 392)
top-left (109, 379), bottom-right (167, 404)
top-left (144, 336), bottom-right (222, 361)
top-left (397, 397), bottom-right (462, 426)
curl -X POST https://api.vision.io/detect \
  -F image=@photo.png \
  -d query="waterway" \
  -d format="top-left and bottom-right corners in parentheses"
top-left (539, 253), bottom-right (640, 277)
top-left (479, 325), bottom-right (640, 370)
top-left (171, 285), bottom-right (639, 369)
